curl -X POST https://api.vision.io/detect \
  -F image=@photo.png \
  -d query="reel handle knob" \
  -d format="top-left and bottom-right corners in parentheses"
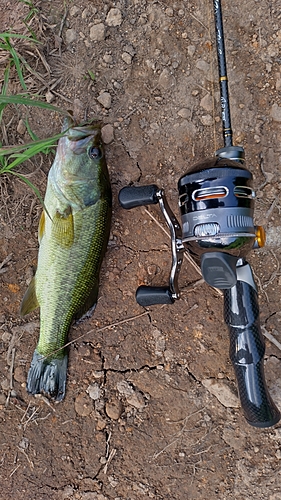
top-left (224, 280), bottom-right (280, 428)
top-left (118, 185), bottom-right (159, 209)
top-left (136, 286), bottom-right (174, 306)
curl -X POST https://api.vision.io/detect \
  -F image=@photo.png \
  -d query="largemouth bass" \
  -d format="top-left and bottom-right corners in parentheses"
top-left (20, 118), bottom-right (112, 401)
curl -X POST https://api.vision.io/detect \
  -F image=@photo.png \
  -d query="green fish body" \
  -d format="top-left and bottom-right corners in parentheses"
top-left (21, 119), bottom-right (112, 400)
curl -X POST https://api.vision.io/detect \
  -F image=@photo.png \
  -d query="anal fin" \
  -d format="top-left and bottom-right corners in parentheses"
top-left (20, 277), bottom-right (39, 316)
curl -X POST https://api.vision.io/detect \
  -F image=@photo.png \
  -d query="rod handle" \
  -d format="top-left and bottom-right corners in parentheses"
top-left (136, 286), bottom-right (174, 306)
top-left (118, 185), bottom-right (159, 209)
top-left (224, 281), bottom-right (280, 427)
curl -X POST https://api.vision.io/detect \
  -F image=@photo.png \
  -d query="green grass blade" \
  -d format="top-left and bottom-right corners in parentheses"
top-left (24, 118), bottom-right (39, 141)
top-left (0, 63), bottom-right (11, 121)
top-left (4, 38), bottom-right (27, 91)
top-left (0, 33), bottom-right (40, 42)
top-left (0, 95), bottom-right (71, 115)
top-left (0, 132), bottom-right (66, 158)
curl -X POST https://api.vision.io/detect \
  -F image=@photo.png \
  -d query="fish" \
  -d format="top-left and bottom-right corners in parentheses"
top-left (20, 118), bottom-right (112, 401)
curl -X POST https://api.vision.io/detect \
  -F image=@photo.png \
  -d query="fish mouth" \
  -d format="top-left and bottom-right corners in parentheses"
top-left (60, 117), bottom-right (102, 155)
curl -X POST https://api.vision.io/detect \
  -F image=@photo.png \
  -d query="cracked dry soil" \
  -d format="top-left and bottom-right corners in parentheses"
top-left (1, 1), bottom-right (281, 499)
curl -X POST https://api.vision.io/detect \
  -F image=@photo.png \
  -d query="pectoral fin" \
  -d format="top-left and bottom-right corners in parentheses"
top-left (38, 210), bottom-right (45, 243)
top-left (20, 277), bottom-right (39, 316)
top-left (52, 206), bottom-right (74, 248)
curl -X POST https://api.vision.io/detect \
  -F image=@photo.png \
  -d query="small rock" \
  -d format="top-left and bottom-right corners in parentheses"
top-left (126, 392), bottom-right (145, 410)
top-left (96, 418), bottom-right (107, 431)
top-left (105, 399), bottom-right (123, 420)
top-left (165, 7), bottom-right (174, 16)
top-left (70, 6), bottom-right (79, 16)
top-left (65, 28), bottom-right (77, 44)
top-left (178, 108), bottom-right (191, 119)
top-left (276, 449), bottom-right (281, 460)
top-left (202, 378), bottom-right (239, 408)
top-left (222, 426), bottom-right (246, 450)
top-left (17, 119), bottom-right (26, 135)
top-left (188, 45), bottom-right (196, 57)
top-left (103, 53), bottom-right (113, 63)
top-left (87, 383), bottom-right (101, 401)
top-left (117, 380), bottom-right (133, 397)
top-left (101, 124), bottom-right (114, 144)
top-left (2, 331), bottom-right (11, 343)
top-left (158, 68), bottom-right (175, 90)
top-left (271, 103), bottom-right (281, 122)
top-left (97, 92), bottom-right (112, 109)
top-left (196, 59), bottom-right (210, 74)
top-left (18, 437), bottom-right (29, 450)
top-left (75, 393), bottom-right (93, 417)
top-left (14, 366), bottom-right (26, 384)
top-left (90, 23), bottom-right (105, 42)
top-left (200, 93), bottom-right (213, 112)
top-left (45, 90), bottom-right (55, 103)
top-left (61, 486), bottom-right (74, 499)
top-left (122, 52), bottom-right (132, 64)
top-left (1, 378), bottom-right (10, 392)
top-left (200, 114), bottom-right (213, 126)
top-left (0, 393), bottom-right (6, 405)
top-left (106, 8), bottom-right (122, 27)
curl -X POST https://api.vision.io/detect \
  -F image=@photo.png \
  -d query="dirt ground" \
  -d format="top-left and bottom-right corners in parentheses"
top-left (1, 1), bottom-right (281, 499)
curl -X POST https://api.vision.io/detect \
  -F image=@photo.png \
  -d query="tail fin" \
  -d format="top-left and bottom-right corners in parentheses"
top-left (27, 350), bottom-right (68, 401)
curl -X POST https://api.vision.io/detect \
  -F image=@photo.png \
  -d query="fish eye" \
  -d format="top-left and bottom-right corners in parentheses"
top-left (88, 146), bottom-right (102, 160)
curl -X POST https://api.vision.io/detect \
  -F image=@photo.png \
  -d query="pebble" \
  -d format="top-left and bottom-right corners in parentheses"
top-left (202, 378), bottom-right (239, 408)
top-left (178, 108), bottom-right (191, 119)
top-left (75, 393), bottom-right (93, 417)
top-left (70, 6), bottom-right (79, 16)
top-left (106, 8), bottom-right (122, 27)
top-left (271, 103), bottom-right (281, 122)
top-left (45, 90), bottom-right (55, 103)
top-left (1, 378), bottom-right (9, 391)
top-left (200, 114), bottom-right (213, 126)
top-left (17, 119), bottom-right (26, 135)
top-left (165, 7), bottom-right (174, 17)
top-left (122, 52), bottom-right (132, 64)
top-left (97, 92), bottom-right (112, 109)
top-left (90, 23), bottom-right (105, 42)
top-left (18, 437), bottom-right (29, 450)
top-left (158, 68), bottom-right (175, 89)
top-left (126, 392), bottom-right (145, 410)
top-left (105, 399), bottom-right (123, 420)
top-left (87, 383), bottom-right (101, 401)
top-left (14, 366), bottom-right (26, 383)
top-left (2, 331), bottom-right (11, 342)
top-left (188, 45), bottom-right (196, 57)
top-left (96, 418), bottom-right (107, 431)
top-left (196, 59), bottom-right (211, 74)
top-left (101, 124), bottom-right (114, 144)
top-left (200, 93), bottom-right (213, 112)
top-left (65, 28), bottom-right (77, 44)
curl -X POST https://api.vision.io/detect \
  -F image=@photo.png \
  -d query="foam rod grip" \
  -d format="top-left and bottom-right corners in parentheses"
top-left (224, 281), bottom-right (280, 428)
top-left (118, 185), bottom-right (159, 209)
top-left (136, 286), bottom-right (174, 306)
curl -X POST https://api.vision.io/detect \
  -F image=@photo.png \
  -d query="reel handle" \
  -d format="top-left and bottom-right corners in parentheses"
top-left (136, 285), bottom-right (174, 306)
top-left (118, 185), bottom-right (159, 209)
top-left (224, 279), bottom-right (280, 428)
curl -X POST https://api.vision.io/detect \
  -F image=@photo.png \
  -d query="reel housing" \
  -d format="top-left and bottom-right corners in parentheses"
top-left (178, 154), bottom-right (260, 289)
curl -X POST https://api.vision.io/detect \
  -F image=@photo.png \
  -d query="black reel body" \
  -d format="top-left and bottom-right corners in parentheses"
top-left (178, 156), bottom-right (257, 289)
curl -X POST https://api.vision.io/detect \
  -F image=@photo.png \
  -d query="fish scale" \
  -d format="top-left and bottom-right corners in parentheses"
top-left (21, 119), bottom-right (112, 401)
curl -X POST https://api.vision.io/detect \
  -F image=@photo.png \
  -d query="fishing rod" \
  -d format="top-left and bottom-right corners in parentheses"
top-left (118, 0), bottom-right (280, 427)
